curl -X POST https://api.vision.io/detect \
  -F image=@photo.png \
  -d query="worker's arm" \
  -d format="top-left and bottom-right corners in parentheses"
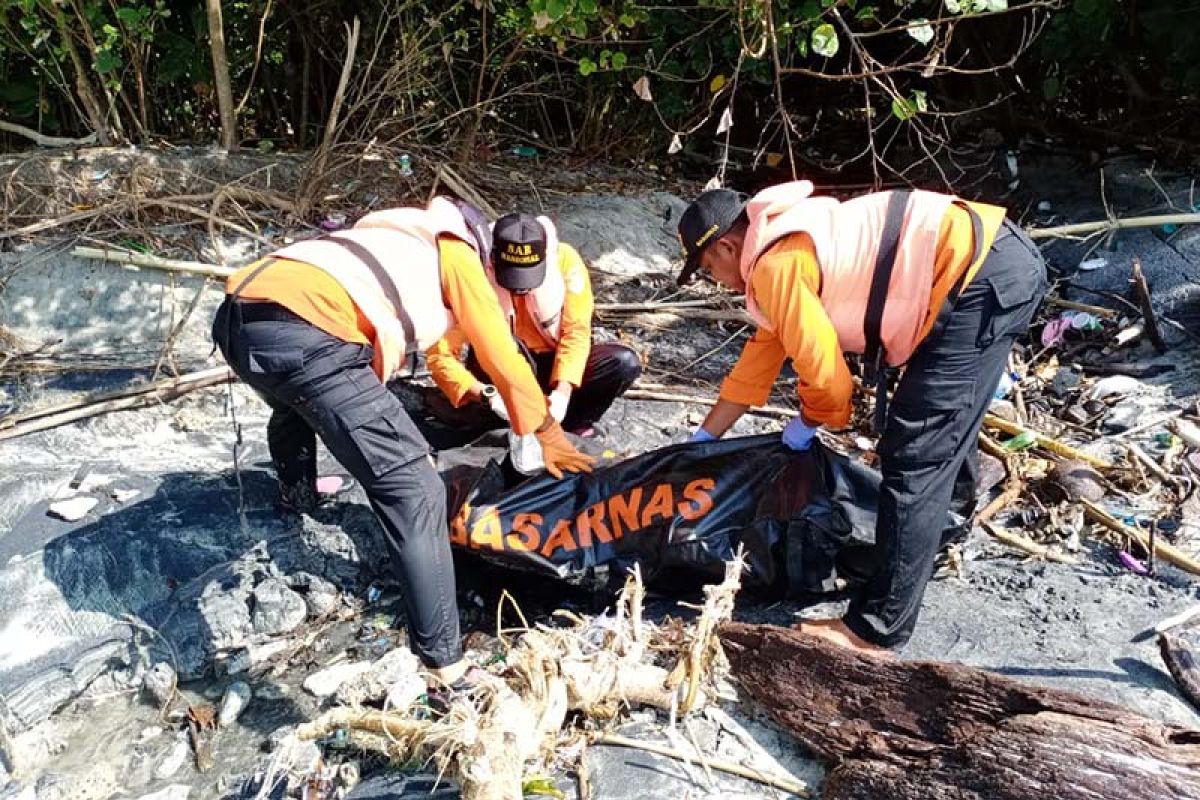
top-left (426, 327), bottom-right (485, 406)
top-left (753, 237), bottom-right (854, 428)
top-left (697, 397), bottom-right (751, 438)
top-left (438, 237), bottom-right (548, 435)
top-left (718, 328), bottom-right (789, 409)
top-left (550, 244), bottom-right (594, 391)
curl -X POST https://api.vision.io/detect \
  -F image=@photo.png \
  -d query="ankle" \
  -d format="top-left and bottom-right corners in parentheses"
top-left (428, 660), bottom-right (468, 686)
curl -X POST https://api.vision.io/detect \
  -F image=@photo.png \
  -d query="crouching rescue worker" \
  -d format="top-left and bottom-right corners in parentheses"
top-left (211, 197), bottom-right (594, 689)
top-left (428, 212), bottom-right (641, 438)
top-left (677, 181), bottom-right (1047, 654)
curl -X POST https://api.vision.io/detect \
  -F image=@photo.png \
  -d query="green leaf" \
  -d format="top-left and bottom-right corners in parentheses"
top-left (891, 96), bottom-right (916, 120)
top-left (522, 777), bottom-right (565, 799)
top-left (855, 6), bottom-right (878, 20)
top-left (799, 0), bottom-right (821, 20)
top-left (578, 57), bottom-right (597, 76)
top-left (545, 0), bottom-right (566, 22)
top-left (611, 51), bottom-right (627, 70)
top-left (796, 37), bottom-right (809, 57)
top-left (115, 7), bottom-right (144, 26)
top-left (811, 23), bottom-right (838, 58)
top-left (983, 0), bottom-right (1008, 9)
top-left (911, 89), bottom-right (928, 112)
top-left (94, 49), bottom-right (121, 75)
top-left (1042, 76), bottom-right (1061, 99)
top-left (579, 0), bottom-right (597, 12)
top-left (618, 12), bottom-right (636, 27)
top-left (600, 48), bottom-right (611, 69)
top-left (820, 0), bottom-right (837, 8)
top-left (943, 0), bottom-right (962, 12)
top-left (908, 19), bottom-right (935, 45)
top-left (572, 18), bottom-right (588, 37)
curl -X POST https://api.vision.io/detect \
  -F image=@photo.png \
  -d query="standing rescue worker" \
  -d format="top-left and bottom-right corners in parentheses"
top-left (677, 181), bottom-right (1047, 653)
top-left (211, 197), bottom-right (594, 688)
top-left (428, 212), bottom-right (641, 438)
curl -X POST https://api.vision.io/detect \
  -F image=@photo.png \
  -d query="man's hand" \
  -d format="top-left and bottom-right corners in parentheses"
top-left (781, 416), bottom-right (818, 451)
top-left (690, 428), bottom-right (718, 443)
top-left (534, 418), bottom-right (595, 478)
top-left (548, 382), bottom-right (572, 423)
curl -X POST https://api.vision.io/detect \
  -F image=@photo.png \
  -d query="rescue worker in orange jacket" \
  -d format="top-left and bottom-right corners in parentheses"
top-left (211, 197), bottom-right (594, 689)
top-left (677, 181), bottom-right (1047, 654)
top-left (428, 213), bottom-right (642, 439)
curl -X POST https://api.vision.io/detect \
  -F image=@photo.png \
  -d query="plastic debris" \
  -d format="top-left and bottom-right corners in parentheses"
top-left (1003, 430), bottom-right (1038, 452)
top-left (398, 153), bottom-right (414, 176)
top-left (1119, 550), bottom-right (1151, 576)
top-left (319, 214), bottom-right (347, 231)
top-left (47, 496), bottom-right (98, 521)
top-left (1087, 375), bottom-right (1142, 401)
top-left (510, 145), bottom-right (538, 158)
top-left (1078, 257), bottom-right (1108, 271)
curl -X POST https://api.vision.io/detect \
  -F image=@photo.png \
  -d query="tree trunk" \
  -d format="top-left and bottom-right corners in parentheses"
top-left (206, 0), bottom-right (237, 150)
top-left (719, 622), bottom-right (1200, 800)
top-left (42, 0), bottom-right (111, 144)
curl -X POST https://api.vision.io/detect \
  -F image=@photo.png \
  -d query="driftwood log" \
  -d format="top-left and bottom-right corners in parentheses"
top-left (720, 622), bottom-right (1200, 800)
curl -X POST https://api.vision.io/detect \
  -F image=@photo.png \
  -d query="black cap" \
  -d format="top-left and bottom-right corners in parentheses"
top-left (492, 213), bottom-right (547, 291)
top-left (676, 189), bottom-right (747, 285)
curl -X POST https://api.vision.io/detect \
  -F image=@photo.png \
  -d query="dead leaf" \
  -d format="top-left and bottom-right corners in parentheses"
top-left (633, 75), bottom-right (653, 102)
top-left (709, 74), bottom-right (727, 93)
top-left (668, 134), bottom-right (683, 154)
top-left (716, 106), bottom-right (733, 135)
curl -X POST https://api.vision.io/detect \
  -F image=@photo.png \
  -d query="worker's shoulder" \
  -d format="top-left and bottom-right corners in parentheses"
top-left (760, 231), bottom-right (816, 264)
top-left (557, 241), bottom-right (587, 269)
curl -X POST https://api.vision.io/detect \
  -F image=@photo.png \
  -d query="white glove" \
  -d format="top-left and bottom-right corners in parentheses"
top-left (481, 384), bottom-right (509, 422)
top-left (548, 389), bottom-right (570, 423)
top-left (509, 431), bottom-right (545, 475)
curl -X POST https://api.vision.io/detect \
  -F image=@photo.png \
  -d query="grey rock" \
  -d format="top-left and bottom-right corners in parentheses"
top-left (336, 647), bottom-right (423, 707)
top-left (155, 738), bottom-right (190, 780)
top-left (132, 786), bottom-right (189, 800)
top-left (1103, 403), bottom-right (1142, 433)
top-left (142, 662), bottom-right (176, 707)
top-left (219, 681), bottom-right (252, 726)
top-left (251, 578), bottom-right (307, 636)
top-left (291, 572), bottom-right (342, 618)
top-left (1049, 368), bottom-right (1082, 398)
top-left (303, 661), bottom-right (373, 698)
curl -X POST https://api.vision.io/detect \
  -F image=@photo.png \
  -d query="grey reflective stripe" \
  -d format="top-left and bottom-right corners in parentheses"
top-left (326, 234), bottom-right (417, 351)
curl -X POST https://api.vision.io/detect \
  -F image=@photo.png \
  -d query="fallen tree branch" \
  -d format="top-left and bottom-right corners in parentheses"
top-left (983, 415), bottom-right (1113, 470)
top-left (1045, 296), bottom-right (1120, 319)
top-left (437, 164), bottom-right (498, 219)
top-left (1159, 634), bottom-right (1200, 713)
top-left (982, 522), bottom-right (1079, 564)
top-left (1081, 499), bottom-right (1200, 576)
top-left (0, 367), bottom-right (233, 440)
top-left (72, 246), bottom-right (235, 279)
top-left (0, 119), bottom-right (98, 148)
top-left (595, 299), bottom-right (730, 313)
top-left (1028, 212), bottom-right (1200, 240)
top-left (721, 622), bottom-right (1200, 800)
top-left (1131, 258), bottom-right (1168, 353)
top-left (594, 734), bottom-right (810, 797)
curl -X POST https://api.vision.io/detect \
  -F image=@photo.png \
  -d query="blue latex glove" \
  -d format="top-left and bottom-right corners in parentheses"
top-left (781, 416), bottom-right (818, 451)
top-left (690, 428), bottom-right (719, 444)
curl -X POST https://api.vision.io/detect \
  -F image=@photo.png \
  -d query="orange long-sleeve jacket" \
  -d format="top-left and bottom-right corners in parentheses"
top-left (427, 243), bottom-right (595, 406)
top-left (719, 202), bottom-right (996, 428)
top-left (225, 237), bottom-right (550, 435)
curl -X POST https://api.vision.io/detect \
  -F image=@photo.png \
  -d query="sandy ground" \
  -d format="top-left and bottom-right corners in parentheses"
top-left (2, 151), bottom-right (1200, 799)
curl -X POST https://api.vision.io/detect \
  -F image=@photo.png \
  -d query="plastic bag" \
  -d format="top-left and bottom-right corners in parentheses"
top-left (442, 434), bottom-right (890, 597)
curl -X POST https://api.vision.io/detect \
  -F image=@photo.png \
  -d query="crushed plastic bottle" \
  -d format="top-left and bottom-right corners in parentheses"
top-left (510, 145), bottom-right (539, 158)
top-left (398, 154), bottom-right (414, 177)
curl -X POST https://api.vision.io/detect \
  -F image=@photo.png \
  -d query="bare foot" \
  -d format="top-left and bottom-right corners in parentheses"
top-left (794, 618), bottom-right (893, 657)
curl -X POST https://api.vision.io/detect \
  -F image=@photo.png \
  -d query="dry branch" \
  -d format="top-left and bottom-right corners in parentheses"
top-left (1132, 259), bottom-right (1167, 353)
top-left (0, 367), bottom-right (233, 441)
top-left (1028, 212), bottom-right (1200, 240)
top-left (624, 388), bottom-right (794, 420)
top-left (1159, 634), bottom-right (1200, 713)
top-left (982, 522), bottom-right (1079, 564)
top-left (72, 246), bottom-right (235, 279)
top-left (1081, 499), bottom-right (1200, 576)
top-left (436, 165), bottom-right (499, 218)
top-left (594, 734), bottom-right (810, 797)
top-left (721, 622), bottom-right (1200, 800)
top-left (0, 120), bottom-right (97, 148)
top-left (983, 415), bottom-right (1113, 470)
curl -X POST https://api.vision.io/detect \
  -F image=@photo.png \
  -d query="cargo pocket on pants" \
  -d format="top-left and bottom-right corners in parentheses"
top-left (878, 378), bottom-right (974, 464)
top-left (340, 399), bottom-right (414, 479)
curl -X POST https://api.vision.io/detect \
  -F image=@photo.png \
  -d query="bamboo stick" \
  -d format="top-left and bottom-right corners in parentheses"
top-left (982, 415), bottom-right (1113, 470)
top-left (72, 246), bottom-right (235, 279)
top-left (1081, 500), bottom-right (1200, 577)
top-left (596, 299), bottom-right (730, 312)
top-left (1045, 297), bottom-right (1120, 319)
top-left (1028, 212), bottom-right (1200, 240)
top-left (0, 367), bottom-right (233, 441)
top-left (595, 733), bottom-right (810, 797)
top-left (982, 523), bottom-right (1079, 565)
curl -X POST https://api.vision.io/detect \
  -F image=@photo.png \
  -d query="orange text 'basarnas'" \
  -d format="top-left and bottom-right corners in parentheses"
top-left (450, 478), bottom-right (716, 558)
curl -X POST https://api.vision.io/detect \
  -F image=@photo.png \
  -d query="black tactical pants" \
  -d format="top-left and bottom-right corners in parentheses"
top-left (213, 299), bottom-right (461, 667)
top-left (844, 220), bottom-right (1049, 648)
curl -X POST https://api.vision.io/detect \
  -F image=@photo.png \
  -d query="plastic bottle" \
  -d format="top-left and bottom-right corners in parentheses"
top-left (398, 154), bottom-right (414, 177)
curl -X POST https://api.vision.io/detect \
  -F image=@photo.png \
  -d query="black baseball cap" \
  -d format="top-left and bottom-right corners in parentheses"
top-left (492, 213), bottom-right (547, 291)
top-left (677, 189), bottom-right (748, 285)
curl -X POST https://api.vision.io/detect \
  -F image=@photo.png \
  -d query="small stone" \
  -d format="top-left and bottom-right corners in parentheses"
top-left (110, 488), bottom-right (140, 504)
top-left (302, 660), bottom-right (373, 698)
top-left (139, 726), bottom-right (164, 742)
top-left (1046, 460), bottom-right (1106, 502)
top-left (1088, 374), bottom-right (1142, 401)
top-left (1063, 405), bottom-right (1090, 425)
top-left (1048, 368), bottom-right (1082, 398)
top-left (142, 662), bottom-right (176, 707)
top-left (1102, 403), bottom-right (1140, 433)
top-left (47, 496), bottom-right (98, 522)
top-left (256, 682), bottom-right (290, 701)
top-left (988, 399), bottom-right (1018, 423)
top-left (252, 578), bottom-right (308, 636)
top-left (224, 649), bottom-right (252, 675)
top-left (155, 738), bottom-right (191, 779)
top-left (385, 673), bottom-right (426, 712)
top-left (219, 681), bottom-right (252, 726)
top-left (336, 648), bottom-right (422, 706)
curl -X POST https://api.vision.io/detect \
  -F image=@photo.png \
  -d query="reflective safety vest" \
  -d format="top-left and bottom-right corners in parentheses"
top-left (487, 215), bottom-right (567, 345)
top-left (740, 180), bottom-right (997, 367)
top-left (270, 197), bottom-right (482, 380)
